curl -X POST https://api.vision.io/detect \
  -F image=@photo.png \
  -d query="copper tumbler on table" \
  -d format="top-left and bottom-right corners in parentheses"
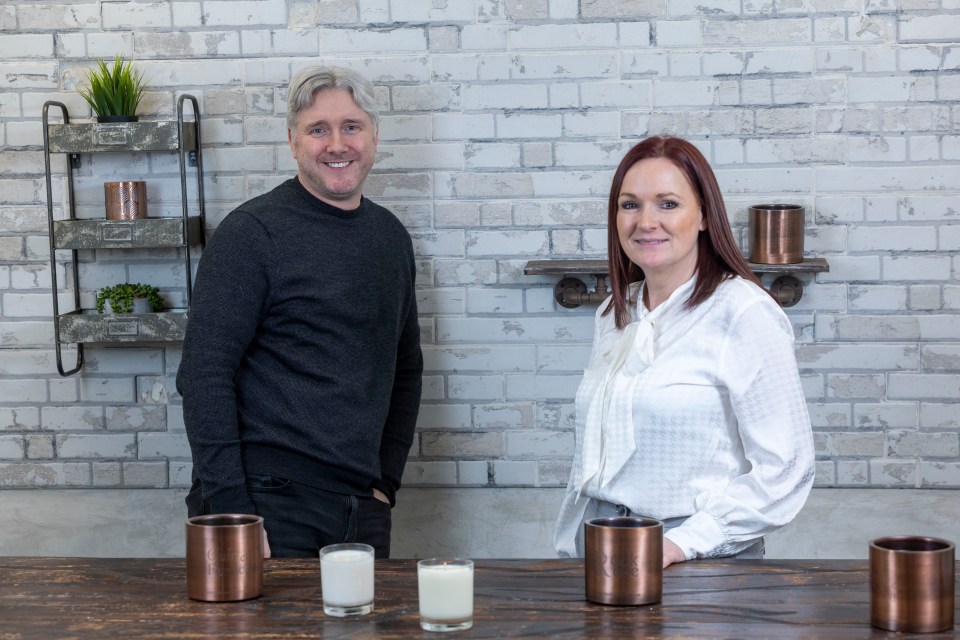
top-left (584, 516), bottom-right (663, 606)
top-left (186, 514), bottom-right (264, 602)
top-left (748, 204), bottom-right (805, 264)
top-left (870, 535), bottom-right (955, 633)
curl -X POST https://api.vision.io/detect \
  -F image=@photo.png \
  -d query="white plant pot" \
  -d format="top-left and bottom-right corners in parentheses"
top-left (106, 298), bottom-right (152, 314)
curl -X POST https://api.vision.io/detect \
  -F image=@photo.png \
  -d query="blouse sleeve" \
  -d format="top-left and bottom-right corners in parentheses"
top-left (664, 296), bottom-right (816, 559)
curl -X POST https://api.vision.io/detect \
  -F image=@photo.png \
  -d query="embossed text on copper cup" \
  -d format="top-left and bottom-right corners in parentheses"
top-left (584, 516), bottom-right (663, 606)
top-left (104, 180), bottom-right (148, 220)
top-left (186, 514), bottom-right (264, 602)
top-left (870, 535), bottom-right (955, 633)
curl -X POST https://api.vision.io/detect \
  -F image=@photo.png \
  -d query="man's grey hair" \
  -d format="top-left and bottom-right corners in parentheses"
top-left (286, 65), bottom-right (380, 133)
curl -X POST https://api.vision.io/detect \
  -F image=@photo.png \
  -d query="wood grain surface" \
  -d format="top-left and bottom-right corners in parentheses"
top-left (1, 557), bottom-right (957, 638)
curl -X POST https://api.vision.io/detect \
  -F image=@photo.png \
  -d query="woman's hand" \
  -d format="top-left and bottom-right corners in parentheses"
top-left (663, 538), bottom-right (685, 568)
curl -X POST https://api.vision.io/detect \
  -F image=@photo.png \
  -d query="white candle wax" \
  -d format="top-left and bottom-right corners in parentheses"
top-left (320, 549), bottom-right (374, 607)
top-left (418, 562), bottom-right (473, 622)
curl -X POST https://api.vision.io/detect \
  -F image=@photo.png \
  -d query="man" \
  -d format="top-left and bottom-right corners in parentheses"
top-left (177, 66), bottom-right (423, 558)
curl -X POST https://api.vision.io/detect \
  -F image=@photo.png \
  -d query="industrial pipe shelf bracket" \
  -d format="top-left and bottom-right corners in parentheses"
top-left (524, 258), bottom-right (830, 309)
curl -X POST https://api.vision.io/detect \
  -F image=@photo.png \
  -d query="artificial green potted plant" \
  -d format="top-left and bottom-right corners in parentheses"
top-left (95, 283), bottom-right (164, 314)
top-left (77, 54), bottom-right (147, 123)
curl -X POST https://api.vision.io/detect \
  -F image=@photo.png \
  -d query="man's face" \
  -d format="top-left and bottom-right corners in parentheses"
top-left (288, 88), bottom-right (378, 210)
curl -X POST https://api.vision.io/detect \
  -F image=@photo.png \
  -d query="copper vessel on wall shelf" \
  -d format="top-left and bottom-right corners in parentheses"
top-left (104, 181), bottom-right (147, 220)
top-left (748, 204), bottom-right (805, 264)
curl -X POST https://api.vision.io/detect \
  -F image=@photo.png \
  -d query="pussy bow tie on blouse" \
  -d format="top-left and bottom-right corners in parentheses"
top-left (576, 313), bottom-right (655, 497)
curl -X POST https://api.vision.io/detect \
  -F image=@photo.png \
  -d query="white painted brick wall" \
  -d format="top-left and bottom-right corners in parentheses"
top-left (1, 3), bottom-right (958, 496)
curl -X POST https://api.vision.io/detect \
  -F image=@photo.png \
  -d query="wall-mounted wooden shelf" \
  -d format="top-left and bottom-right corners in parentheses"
top-left (523, 258), bottom-right (829, 308)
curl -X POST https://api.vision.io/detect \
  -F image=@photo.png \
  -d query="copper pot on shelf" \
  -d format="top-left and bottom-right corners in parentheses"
top-left (748, 204), bottom-right (805, 264)
top-left (104, 181), bottom-right (148, 220)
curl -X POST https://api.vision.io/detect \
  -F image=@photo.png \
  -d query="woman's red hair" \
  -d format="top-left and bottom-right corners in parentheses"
top-left (605, 136), bottom-right (763, 329)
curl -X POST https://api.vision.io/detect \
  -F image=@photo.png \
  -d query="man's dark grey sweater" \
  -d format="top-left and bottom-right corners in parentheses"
top-left (177, 177), bottom-right (422, 515)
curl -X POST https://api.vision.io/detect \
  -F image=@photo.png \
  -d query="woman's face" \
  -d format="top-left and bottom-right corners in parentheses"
top-left (616, 157), bottom-right (706, 287)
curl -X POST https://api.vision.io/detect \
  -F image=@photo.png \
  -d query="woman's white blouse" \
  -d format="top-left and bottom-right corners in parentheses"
top-left (554, 276), bottom-right (815, 559)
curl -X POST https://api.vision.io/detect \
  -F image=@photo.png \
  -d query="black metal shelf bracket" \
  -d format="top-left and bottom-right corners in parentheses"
top-left (524, 258), bottom-right (830, 309)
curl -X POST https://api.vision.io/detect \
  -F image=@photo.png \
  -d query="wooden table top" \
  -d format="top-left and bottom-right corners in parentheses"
top-left (1, 557), bottom-right (957, 638)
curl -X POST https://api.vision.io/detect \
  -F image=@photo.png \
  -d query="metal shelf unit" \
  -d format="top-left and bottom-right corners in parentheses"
top-left (42, 96), bottom-right (206, 376)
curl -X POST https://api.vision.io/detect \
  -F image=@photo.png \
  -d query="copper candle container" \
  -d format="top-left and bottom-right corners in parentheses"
top-left (584, 516), bottom-right (663, 606)
top-left (186, 514), bottom-right (264, 602)
top-left (104, 181), bottom-right (148, 220)
top-left (870, 535), bottom-right (955, 633)
top-left (748, 204), bottom-right (805, 264)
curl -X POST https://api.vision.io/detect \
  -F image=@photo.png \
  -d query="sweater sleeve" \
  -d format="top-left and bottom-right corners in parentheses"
top-left (176, 210), bottom-right (273, 515)
top-left (665, 297), bottom-right (815, 559)
top-left (371, 245), bottom-right (423, 506)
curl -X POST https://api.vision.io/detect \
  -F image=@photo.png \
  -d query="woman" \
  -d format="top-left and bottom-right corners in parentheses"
top-left (554, 136), bottom-right (815, 567)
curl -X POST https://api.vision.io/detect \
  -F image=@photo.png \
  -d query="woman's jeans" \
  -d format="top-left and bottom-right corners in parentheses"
top-left (575, 499), bottom-right (765, 560)
top-left (186, 474), bottom-right (392, 558)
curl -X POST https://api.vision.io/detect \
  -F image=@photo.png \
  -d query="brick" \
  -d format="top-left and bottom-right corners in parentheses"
top-left (104, 405), bottom-right (167, 431)
top-left (922, 345), bottom-right (960, 371)
top-left (496, 113), bottom-right (562, 139)
top-left (402, 461), bottom-right (458, 486)
top-left (509, 24), bottom-right (616, 49)
top-left (102, 2), bottom-right (172, 28)
top-left (538, 459), bottom-right (572, 486)
top-left (848, 285), bottom-right (908, 311)
top-left (92, 461), bottom-right (122, 486)
top-left (836, 461), bottom-right (869, 485)
top-left (883, 256), bottom-right (951, 282)
top-left (580, 0), bottom-right (666, 19)
top-left (910, 285), bottom-right (941, 311)
top-left (887, 430), bottom-right (960, 458)
top-left (0, 462), bottom-right (89, 487)
top-left (849, 225), bottom-right (936, 252)
top-left (505, 431), bottom-right (574, 456)
top-left (467, 289), bottom-right (524, 314)
top-left (899, 14), bottom-right (960, 41)
top-left (0, 436), bottom-right (25, 459)
top-left (421, 432), bottom-right (504, 457)
top-left (0, 35), bottom-right (54, 59)
top-left (796, 344), bottom-right (917, 371)
top-left (0, 380), bottom-right (46, 403)
top-left (136, 32), bottom-right (241, 58)
top-left (448, 375), bottom-right (503, 400)
top-left (473, 403), bottom-right (534, 429)
top-left (57, 434), bottom-right (136, 459)
top-left (169, 461), bottom-right (192, 488)
top-left (79, 378), bottom-right (135, 403)
top-left (122, 461), bottom-right (167, 487)
top-left (416, 288), bottom-right (465, 315)
top-left (817, 432), bottom-right (885, 457)
top-left (458, 461), bottom-right (489, 485)
top-left (25, 435), bottom-right (54, 460)
top-left (921, 462), bottom-right (960, 487)
top-left (0, 408), bottom-right (41, 432)
top-left (200, 0), bottom-right (285, 26)
top-left (416, 404), bottom-right (472, 430)
top-left (434, 259), bottom-right (498, 286)
top-left (889, 374), bottom-right (960, 400)
top-left (493, 460), bottom-right (538, 485)
top-left (138, 433), bottom-right (189, 459)
top-left (870, 460), bottom-right (917, 487)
